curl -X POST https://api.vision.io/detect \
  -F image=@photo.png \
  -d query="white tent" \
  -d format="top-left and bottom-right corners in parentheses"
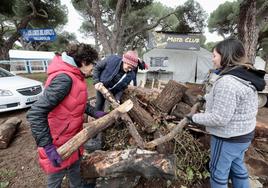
top-left (141, 48), bottom-right (213, 84)
top-left (254, 56), bottom-right (266, 70)
top-left (9, 49), bottom-right (55, 60)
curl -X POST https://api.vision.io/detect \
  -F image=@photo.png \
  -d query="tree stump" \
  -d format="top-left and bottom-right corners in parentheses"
top-left (153, 80), bottom-right (187, 113)
top-left (81, 149), bottom-right (176, 180)
top-left (0, 117), bottom-right (22, 149)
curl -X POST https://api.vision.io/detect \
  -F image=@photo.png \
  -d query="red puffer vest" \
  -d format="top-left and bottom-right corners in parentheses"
top-left (38, 55), bottom-right (88, 174)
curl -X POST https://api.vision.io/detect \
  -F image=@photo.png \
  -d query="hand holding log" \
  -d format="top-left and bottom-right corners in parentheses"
top-left (95, 85), bottom-right (145, 148)
top-left (57, 100), bottom-right (133, 160)
top-left (144, 102), bottom-right (201, 149)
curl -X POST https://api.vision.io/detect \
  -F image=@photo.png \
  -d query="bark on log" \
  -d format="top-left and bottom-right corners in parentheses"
top-left (170, 102), bottom-right (191, 119)
top-left (81, 149), bottom-right (176, 179)
top-left (125, 85), bottom-right (161, 103)
top-left (0, 117), bottom-right (22, 149)
top-left (57, 100), bottom-right (133, 160)
top-left (145, 102), bottom-right (201, 149)
top-left (154, 128), bottom-right (174, 154)
top-left (123, 95), bottom-right (157, 133)
top-left (153, 80), bottom-right (187, 113)
top-left (96, 85), bottom-right (145, 148)
top-left (182, 87), bottom-right (204, 106)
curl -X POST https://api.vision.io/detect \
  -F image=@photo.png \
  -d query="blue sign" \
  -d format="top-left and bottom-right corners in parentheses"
top-left (20, 28), bottom-right (57, 42)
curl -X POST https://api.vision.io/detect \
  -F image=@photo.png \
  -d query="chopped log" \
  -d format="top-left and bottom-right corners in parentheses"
top-left (255, 121), bottom-right (268, 138)
top-left (57, 100), bottom-right (133, 160)
top-left (96, 85), bottom-right (145, 148)
top-left (154, 127), bottom-right (174, 154)
top-left (0, 117), bottom-right (22, 149)
top-left (182, 87), bottom-right (204, 106)
top-left (123, 95), bottom-right (157, 133)
top-left (145, 102), bottom-right (201, 149)
top-left (153, 80), bottom-right (187, 113)
top-left (125, 85), bottom-right (161, 103)
top-left (81, 149), bottom-right (176, 179)
top-left (170, 102), bottom-right (191, 119)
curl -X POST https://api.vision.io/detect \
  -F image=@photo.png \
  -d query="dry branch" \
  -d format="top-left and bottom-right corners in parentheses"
top-left (145, 102), bottom-right (201, 149)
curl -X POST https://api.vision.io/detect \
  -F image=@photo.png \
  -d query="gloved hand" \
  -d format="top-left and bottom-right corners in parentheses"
top-left (196, 95), bottom-right (206, 103)
top-left (186, 115), bottom-right (195, 125)
top-left (94, 111), bottom-right (107, 119)
top-left (44, 144), bottom-right (62, 167)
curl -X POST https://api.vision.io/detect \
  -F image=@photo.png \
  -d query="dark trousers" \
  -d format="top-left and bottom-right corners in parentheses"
top-left (47, 160), bottom-right (82, 188)
top-left (95, 91), bottom-right (105, 111)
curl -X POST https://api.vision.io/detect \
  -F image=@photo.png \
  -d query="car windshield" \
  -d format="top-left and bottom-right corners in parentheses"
top-left (0, 68), bottom-right (14, 77)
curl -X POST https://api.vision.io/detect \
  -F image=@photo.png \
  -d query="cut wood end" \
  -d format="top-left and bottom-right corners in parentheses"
top-left (117, 100), bottom-right (133, 113)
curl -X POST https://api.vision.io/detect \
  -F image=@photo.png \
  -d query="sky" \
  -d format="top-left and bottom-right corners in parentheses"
top-left (61, 0), bottom-right (234, 44)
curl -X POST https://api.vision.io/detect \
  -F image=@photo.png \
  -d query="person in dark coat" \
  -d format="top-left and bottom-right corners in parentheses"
top-left (93, 50), bottom-right (139, 111)
top-left (27, 43), bottom-right (104, 188)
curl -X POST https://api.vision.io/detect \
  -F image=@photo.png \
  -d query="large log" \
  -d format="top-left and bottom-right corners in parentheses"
top-left (0, 117), bottom-right (22, 149)
top-left (123, 95), bottom-right (157, 133)
top-left (125, 85), bottom-right (160, 103)
top-left (81, 149), bottom-right (176, 179)
top-left (96, 85), bottom-right (145, 148)
top-left (170, 102), bottom-right (191, 119)
top-left (57, 100), bottom-right (133, 160)
top-left (153, 80), bottom-right (187, 113)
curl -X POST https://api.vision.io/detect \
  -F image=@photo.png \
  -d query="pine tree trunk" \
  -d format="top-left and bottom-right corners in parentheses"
top-left (238, 0), bottom-right (258, 64)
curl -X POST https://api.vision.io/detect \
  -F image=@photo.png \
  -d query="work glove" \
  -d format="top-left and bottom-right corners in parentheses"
top-left (44, 144), bottom-right (62, 167)
top-left (94, 111), bottom-right (107, 119)
top-left (196, 95), bottom-right (206, 103)
top-left (186, 114), bottom-right (201, 126)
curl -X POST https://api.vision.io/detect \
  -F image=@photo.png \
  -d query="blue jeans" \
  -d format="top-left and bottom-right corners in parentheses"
top-left (47, 160), bottom-right (82, 188)
top-left (210, 136), bottom-right (251, 188)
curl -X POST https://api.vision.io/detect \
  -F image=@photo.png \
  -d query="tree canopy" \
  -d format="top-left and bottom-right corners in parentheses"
top-left (0, 0), bottom-right (68, 59)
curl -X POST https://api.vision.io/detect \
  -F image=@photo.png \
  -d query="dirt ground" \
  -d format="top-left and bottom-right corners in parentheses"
top-left (0, 88), bottom-right (267, 187)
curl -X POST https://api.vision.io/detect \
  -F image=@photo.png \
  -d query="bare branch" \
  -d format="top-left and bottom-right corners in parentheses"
top-left (125, 11), bottom-right (176, 43)
top-left (257, 1), bottom-right (268, 18)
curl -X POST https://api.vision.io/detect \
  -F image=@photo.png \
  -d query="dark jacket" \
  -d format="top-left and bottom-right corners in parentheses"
top-left (93, 55), bottom-right (135, 94)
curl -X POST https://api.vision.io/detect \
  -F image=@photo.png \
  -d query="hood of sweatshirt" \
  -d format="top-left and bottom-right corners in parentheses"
top-left (221, 66), bottom-right (266, 91)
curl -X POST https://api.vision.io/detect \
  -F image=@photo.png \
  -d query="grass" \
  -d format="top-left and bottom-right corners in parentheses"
top-left (0, 169), bottom-right (16, 188)
top-left (19, 72), bottom-right (93, 87)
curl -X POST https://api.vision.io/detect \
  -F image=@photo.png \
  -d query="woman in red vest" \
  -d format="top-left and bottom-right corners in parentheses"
top-left (27, 43), bottom-right (103, 188)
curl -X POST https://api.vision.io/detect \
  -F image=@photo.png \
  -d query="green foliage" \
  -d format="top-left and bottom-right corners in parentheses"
top-left (0, 0), bottom-right (68, 52)
top-left (204, 41), bottom-right (218, 52)
top-left (208, 1), bottom-right (239, 37)
top-left (38, 31), bottom-right (77, 52)
top-left (174, 0), bottom-right (207, 33)
top-left (0, 169), bottom-right (16, 188)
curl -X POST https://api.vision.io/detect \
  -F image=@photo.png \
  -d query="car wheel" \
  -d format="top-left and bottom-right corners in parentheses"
top-left (258, 94), bottom-right (267, 108)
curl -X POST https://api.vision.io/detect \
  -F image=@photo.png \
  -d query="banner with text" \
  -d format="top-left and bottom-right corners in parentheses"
top-left (148, 32), bottom-right (200, 51)
top-left (20, 28), bottom-right (56, 42)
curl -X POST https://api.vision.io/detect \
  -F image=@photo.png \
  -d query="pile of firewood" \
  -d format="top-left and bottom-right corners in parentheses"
top-left (80, 80), bottom-right (210, 187)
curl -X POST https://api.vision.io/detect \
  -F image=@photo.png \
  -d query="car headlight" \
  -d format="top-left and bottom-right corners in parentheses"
top-left (0, 89), bottom-right (13, 96)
